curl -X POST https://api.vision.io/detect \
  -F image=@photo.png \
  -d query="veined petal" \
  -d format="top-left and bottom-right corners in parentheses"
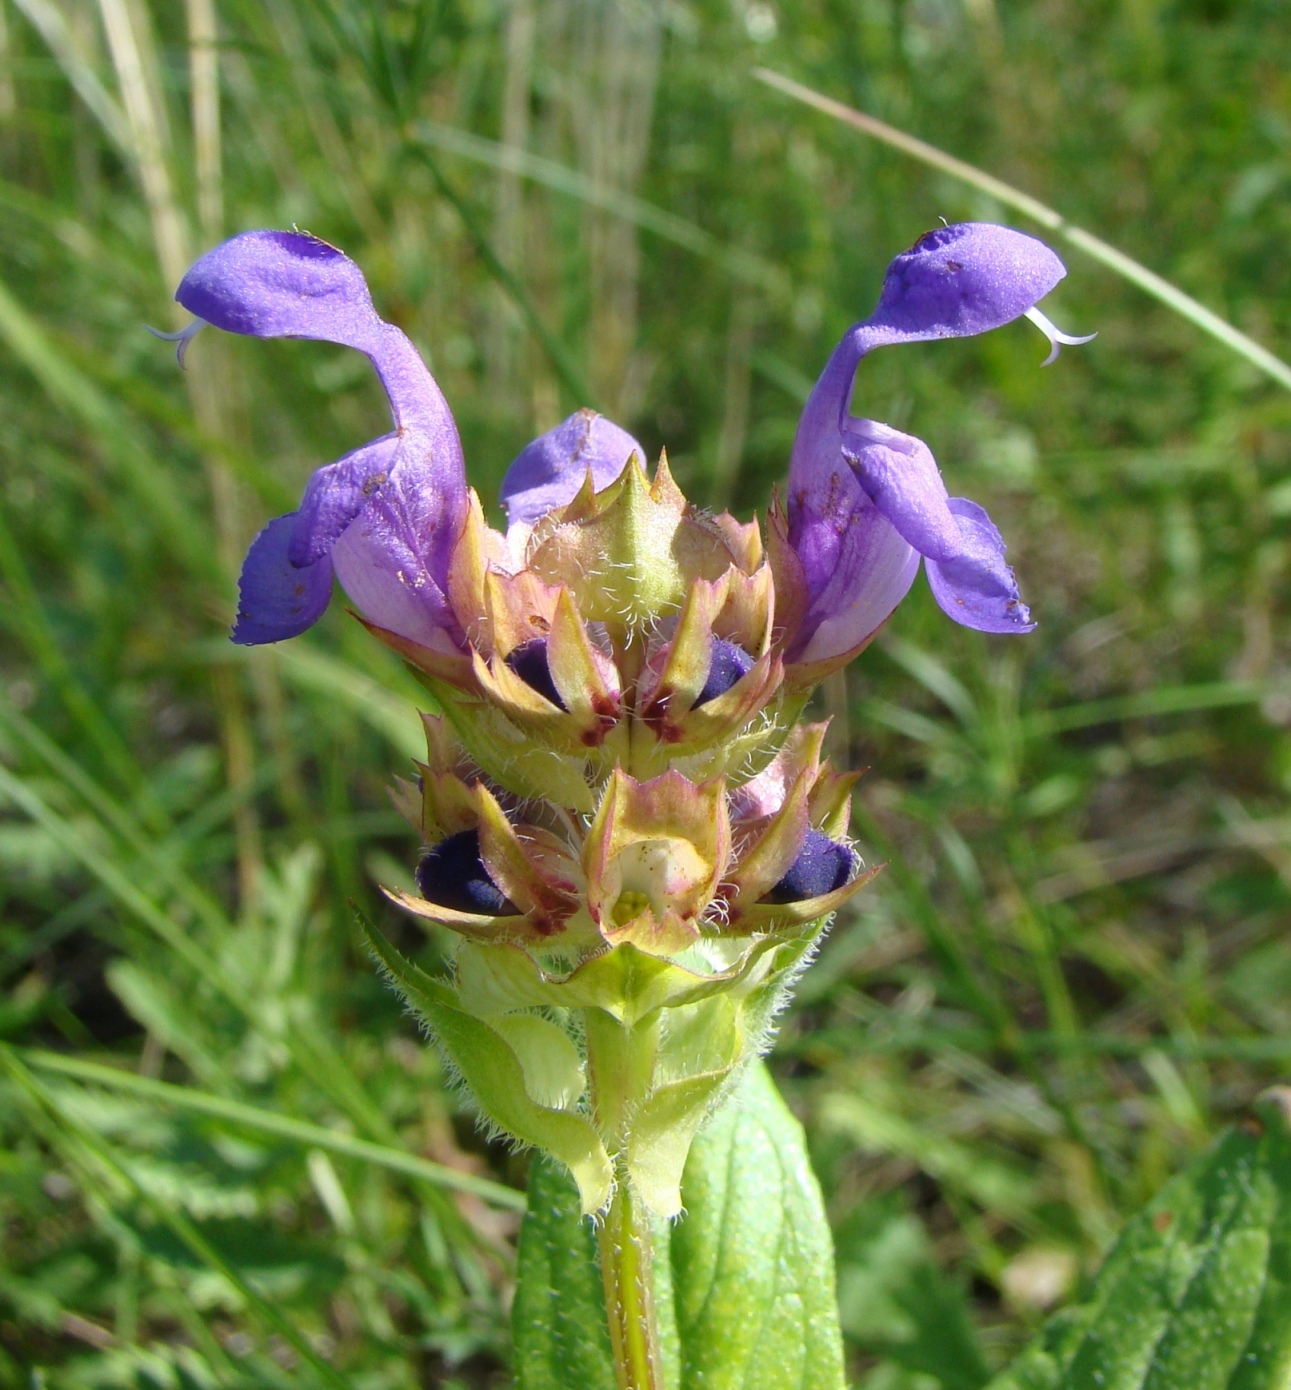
top-left (839, 418), bottom-right (961, 562)
top-left (793, 506), bottom-right (918, 664)
top-left (924, 498), bottom-right (1035, 633)
top-left (500, 409), bottom-right (644, 529)
top-left (232, 513), bottom-right (334, 644)
top-left (289, 433), bottom-right (400, 567)
top-left (786, 381), bottom-right (920, 664)
top-left (331, 442), bottom-right (462, 647)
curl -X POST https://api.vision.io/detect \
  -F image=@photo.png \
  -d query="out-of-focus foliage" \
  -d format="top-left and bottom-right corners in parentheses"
top-left (1, 0), bottom-right (1289, 1384)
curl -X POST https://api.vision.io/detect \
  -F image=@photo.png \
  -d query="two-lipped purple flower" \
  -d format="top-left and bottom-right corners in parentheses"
top-left (168, 221), bottom-right (1087, 662)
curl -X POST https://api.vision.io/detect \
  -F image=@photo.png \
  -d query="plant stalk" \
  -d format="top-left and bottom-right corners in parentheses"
top-left (583, 1007), bottom-right (665, 1390)
top-left (598, 1177), bottom-right (664, 1390)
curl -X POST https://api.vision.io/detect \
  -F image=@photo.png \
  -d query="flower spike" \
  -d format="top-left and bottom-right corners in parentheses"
top-left (155, 226), bottom-right (1085, 1227)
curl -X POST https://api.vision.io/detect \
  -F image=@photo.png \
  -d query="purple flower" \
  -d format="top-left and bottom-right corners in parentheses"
top-left (786, 222), bottom-right (1091, 665)
top-left (172, 224), bottom-right (1081, 675)
top-left (174, 230), bottom-right (469, 647)
top-left (170, 230), bottom-right (649, 653)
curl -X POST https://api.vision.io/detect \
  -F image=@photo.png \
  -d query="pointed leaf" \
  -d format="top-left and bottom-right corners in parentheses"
top-left (670, 1061), bottom-right (846, 1389)
top-left (357, 911), bottom-right (612, 1212)
top-left (989, 1088), bottom-right (1291, 1390)
top-left (512, 1062), bottom-right (845, 1390)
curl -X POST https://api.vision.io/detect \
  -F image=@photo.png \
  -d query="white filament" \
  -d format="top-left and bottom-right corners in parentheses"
top-left (1024, 306), bottom-right (1097, 366)
top-left (145, 318), bottom-right (208, 370)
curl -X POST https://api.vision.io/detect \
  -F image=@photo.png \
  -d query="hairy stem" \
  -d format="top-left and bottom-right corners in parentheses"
top-left (598, 1178), bottom-right (664, 1390)
top-left (584, 1007), bottom-right (665, 1388)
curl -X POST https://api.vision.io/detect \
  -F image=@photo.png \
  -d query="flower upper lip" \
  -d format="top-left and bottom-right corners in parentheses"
top-left (171, 230), bottom-right (474, 648)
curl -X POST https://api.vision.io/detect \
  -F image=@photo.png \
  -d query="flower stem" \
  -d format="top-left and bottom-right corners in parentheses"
top-left (598, 1177), bottom-right (664, 1390)
top-left (583, 1007), bottom-right (665, 1389)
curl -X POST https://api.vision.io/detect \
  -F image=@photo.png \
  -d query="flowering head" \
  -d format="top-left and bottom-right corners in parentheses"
top-left (168, 222), bottom-right (1083, 1215)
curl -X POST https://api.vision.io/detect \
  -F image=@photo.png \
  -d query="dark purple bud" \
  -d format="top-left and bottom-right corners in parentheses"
top-left (504, 638), bottom-right (567, 710)
top-left (416, 830), bottom-right (519, 916)
top-left (693, 639), bottom-right (756, 709)
top-left (763, 829), bottom-right (854, 904)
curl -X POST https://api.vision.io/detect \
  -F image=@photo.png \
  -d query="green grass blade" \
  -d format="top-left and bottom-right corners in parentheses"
top-left (3, 1047), bottom-right (353, 1390)
top-left (0, 273), bottom-right (219, 581)
top-left (412, 120), bottom-right (790, 302)
top-left (406, 143), bottom-right (601, 412)
top-left (18, 1046), bottom-right (526, 1210)
top-left (1020, 680), bottom-right (1273, 739)
top-left (10, 0), bottom-right (132, 153)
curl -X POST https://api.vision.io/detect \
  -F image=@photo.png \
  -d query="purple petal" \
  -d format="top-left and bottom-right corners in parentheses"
top-left (786, 343), bottom-right (920, 661)
top-left (176, 232), bottom-right (472, 650)
top-left (330, 444), bottom-right (462, 647)
top-left (176, 230), bottom-right (467, 455)
top-left (500, 409), bottom-right (644, 528)
top-left (863, 223), bottom-right (1066, 348)
top-left (289, 434), bottom-right (400, 567)
top-left (176, 230), bottom-right (382, 350)
top-left (924, 499), bottom-right (1035, 634)
top-left (232, 514), bottom-right (334, 644)
top-left (840, 418), bottom-right (962, 562)
top-left (783, 224), bottom-right (1064, 651)
top-left (787, 473), bottom-right (919, 664)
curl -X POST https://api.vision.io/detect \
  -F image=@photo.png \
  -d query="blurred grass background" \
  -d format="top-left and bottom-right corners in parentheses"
top-left (1, 0), bottom-right (1289, 1385)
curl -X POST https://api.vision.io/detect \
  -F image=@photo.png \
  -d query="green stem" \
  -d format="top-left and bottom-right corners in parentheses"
top-left (583, 1007), bottom-right (664, 1390)
top-left (598, 1178), bottom-right (664, 1390)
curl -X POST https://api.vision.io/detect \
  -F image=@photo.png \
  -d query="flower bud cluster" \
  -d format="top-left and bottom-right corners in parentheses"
top-left (375, 453), bottom-right (873, 1214)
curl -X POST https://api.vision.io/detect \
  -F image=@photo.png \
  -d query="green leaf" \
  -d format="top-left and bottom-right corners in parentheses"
top-left (989, 1088), bottom-right (1291, 1390)
top-left (513, 1062), bottom-right (846, 1390)
top-left (670, 1062), bottom-right (846, 1389)
top-left (835, 1207), bottom-right (990, 1390)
